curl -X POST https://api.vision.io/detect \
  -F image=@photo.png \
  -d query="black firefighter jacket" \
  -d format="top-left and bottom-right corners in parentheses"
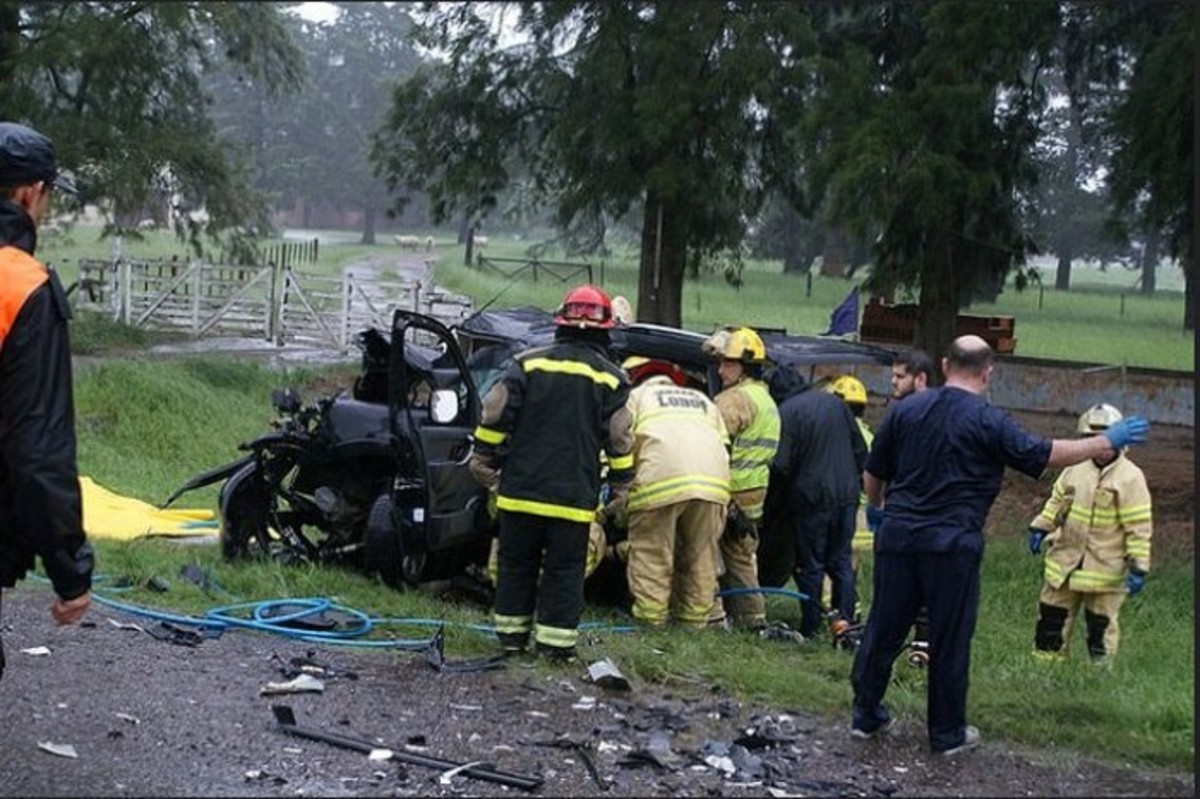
top-left (0, 198), bottom-right (93, 599)
top-left (472, 332), bottom-right (633, 524)
top-left (770, 375), bottom-right (868, 513)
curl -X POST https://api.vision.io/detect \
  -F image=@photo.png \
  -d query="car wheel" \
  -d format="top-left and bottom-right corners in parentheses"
top-left (364, 494), bottom-right (404, 589)
top-left (219, 462), bottom-right (273, 561)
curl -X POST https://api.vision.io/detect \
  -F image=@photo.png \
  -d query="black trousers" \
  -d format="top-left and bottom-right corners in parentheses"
top-left (792, 503), bottom-right (857, 636)
top-left (493, 511), bottom-right (589, 652)
top-left (850, 548), bottom-right (981, 752)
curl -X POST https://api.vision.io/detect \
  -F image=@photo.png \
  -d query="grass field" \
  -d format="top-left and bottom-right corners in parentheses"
top-left (44, 223), bottom-right (1193, 370)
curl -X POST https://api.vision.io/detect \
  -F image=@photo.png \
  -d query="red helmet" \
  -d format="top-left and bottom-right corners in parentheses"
top-left (554, 284), bottom-right (616, 329)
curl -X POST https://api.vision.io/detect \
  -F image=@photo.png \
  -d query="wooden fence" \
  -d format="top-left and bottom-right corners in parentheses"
top-left (73, 258), bottom-right (474, 351)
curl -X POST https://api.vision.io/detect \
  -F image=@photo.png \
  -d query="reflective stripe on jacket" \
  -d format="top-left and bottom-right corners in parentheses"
top-left (715, 378), bottom-right (779, 519)
top-left (1030, 455), bottom-right (1152, 592)
top-left (473, 336), bottom-right (632, 523)
top-left (626, 376), bottom-right (730, 513)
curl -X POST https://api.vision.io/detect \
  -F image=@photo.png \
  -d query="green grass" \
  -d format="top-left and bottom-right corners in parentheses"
top-left (54, 357), bottom-right (1194, 772)
top-left (50, 223), bottom-right (1192, 369)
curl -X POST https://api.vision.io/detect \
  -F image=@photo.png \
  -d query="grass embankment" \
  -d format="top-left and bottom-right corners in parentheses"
top-left (65, 357), bottom-right (1194, 772)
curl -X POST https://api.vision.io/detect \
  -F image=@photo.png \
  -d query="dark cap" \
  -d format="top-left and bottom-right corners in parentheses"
top-left (0, 121), bottom-right (77, 194)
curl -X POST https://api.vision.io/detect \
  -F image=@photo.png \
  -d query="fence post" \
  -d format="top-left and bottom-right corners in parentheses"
top-left (119, 258), bottom-right (131, 325)
top-left (1038, 286), bottom-right (1044, 310)
top-left (806, 271), bottom-right (813, 298)
top-left (1119, 293), bottom-right (1125, 317)
top-left (191, 262), bottom-right (203, 335)
top-left (342, 272), bottom-right (352, 351)
top-left (532, 259), bottom-right (539, 283)
top-left (312, 237), bottom-right (319, 263)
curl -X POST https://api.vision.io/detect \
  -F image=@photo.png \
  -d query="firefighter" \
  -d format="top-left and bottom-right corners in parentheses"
top-left (827, 375), bottom-right (874, 557)
top-left (702, 326), bottom-right (780, 630)
top-left (468, 284), bottom-right (634, 662)
top-left (1028, 403), bottom-right (1153, 664)
top-left (617, 356), bottom-right (730, 627)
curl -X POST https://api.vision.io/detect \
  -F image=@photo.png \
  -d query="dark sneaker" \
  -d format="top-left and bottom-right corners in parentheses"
top-left (851, 717), bottom-right (894, 740)
top-left (936, 725), bottom-right (981, 756)
top-left (851, 705), bottom-right (894, 740)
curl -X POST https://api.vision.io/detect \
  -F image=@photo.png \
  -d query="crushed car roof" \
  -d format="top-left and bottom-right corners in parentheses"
top-left (455, 306), bottom-right (894, 367)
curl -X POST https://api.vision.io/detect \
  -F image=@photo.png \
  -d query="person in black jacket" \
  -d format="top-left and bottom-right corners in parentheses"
top-left (469, 285), bottom-right (633, 663)
top-left (769, 367), bottom-right (867, 641)
top-left (0, 121), bottom-right (94, 680)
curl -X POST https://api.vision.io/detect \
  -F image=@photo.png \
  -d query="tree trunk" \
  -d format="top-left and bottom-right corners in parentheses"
top-left (457, 214), bottom-right (470, 245)
top-left (360, 206), bottom-right (377, 245)
top-left (821, 225), bottom-right (849, 277)
top-left (1140, 231), bottom-right (1158, 295)
top-left (636, 197), bottom-right (687, 326)
top-left (464, 224), bottom-right (475, 266)
top-left (914, 230), bottom-right (959, 384)
top-left (1055, 246), bottom-right (1072, 291)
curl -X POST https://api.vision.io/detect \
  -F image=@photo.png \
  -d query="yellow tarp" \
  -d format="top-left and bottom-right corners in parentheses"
top-left (81, 476), bottom-right (218, 540)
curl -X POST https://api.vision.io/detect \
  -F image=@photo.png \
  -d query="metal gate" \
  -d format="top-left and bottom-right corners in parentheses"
top-left (73, 258), bottom-right (474, 352)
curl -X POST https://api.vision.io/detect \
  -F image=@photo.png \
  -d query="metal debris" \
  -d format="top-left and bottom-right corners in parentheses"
top-left (586, 658), bottom-right (631, 692)
top-left (37, 741), bottom-right (78, 759)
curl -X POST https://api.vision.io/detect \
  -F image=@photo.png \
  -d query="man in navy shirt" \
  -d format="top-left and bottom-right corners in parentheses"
top-left (850, 335), bottom-right (1149, 756)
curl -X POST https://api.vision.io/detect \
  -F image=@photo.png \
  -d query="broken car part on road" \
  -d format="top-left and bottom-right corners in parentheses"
top-left (270, 704), bottom-right (544, 791)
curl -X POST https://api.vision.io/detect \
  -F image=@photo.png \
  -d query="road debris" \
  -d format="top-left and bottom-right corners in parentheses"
top-left (270, 704), bottom-right (544, 792)
top-left (115, 713), bottom-right (140, 725)
top-left (37, 741), bottom-right (78, 759)
top-left (20, 646), bottom-right (51, 656)
top-left (586, 658), bottom-right (631, 692)
top-left (259, 673), bottom-right (326, 696)
top-left (424, 624), bottom-right (507, 674)
top-left (271, 651), bottom-right (358, 682)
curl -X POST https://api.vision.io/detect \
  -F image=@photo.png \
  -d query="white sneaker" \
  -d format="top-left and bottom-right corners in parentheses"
top-left (937, 725), bottom-right (981, 756)
top-left (850, 717), bottom-right (894, 740)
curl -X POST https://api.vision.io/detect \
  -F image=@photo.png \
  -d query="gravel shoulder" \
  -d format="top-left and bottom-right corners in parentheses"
top-left (0, 587), bottom-right (1192, 798)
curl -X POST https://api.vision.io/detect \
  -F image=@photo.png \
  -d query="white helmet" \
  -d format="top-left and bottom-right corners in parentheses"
top-left (1077, 403), bottom-right (1123, 435)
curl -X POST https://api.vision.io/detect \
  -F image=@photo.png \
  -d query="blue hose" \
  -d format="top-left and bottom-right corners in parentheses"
top-left (716, 586), bottom-right (811, 603)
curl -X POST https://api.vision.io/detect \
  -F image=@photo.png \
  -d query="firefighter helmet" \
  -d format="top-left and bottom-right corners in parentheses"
top-left (1077, 403), bottom-right (1123, 435)
top-left (554, 284), bottom-right (616, 329)
top-left (622, 355), bottom-right (685, 386)
top-left (702, 326), bottom-right (766, 364)
top-left (827, 375), bottom-right (868, 406)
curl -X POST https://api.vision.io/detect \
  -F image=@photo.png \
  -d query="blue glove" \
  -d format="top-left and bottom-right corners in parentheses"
top-left (1125, 571), bottom-right (1146, 596)
top-left (865, 504), bottom-right (883, 533)
top-left (1028, 528), bottom-right (1046, 555)
top-left (1103, 416), bottom-right (1149, 450)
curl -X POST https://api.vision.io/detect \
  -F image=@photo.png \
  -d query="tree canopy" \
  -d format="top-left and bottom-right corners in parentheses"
top-left (373, 1), bottom-right (1191, 348)
top-left (0, 1), bottom-right (304, 247)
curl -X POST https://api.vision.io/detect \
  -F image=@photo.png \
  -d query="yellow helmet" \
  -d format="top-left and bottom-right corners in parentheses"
top-left (702, 325), bottom-right (766, 364)
top-left (828, 375), bottom-right (868, 406)
top-left (1077, 403), bottom-right (1123, 435)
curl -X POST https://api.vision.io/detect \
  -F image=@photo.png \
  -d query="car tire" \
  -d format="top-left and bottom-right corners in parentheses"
top-left (364, 494), bottom-right (404, 589)
top-left (219, 462), bottom-right (272, 561)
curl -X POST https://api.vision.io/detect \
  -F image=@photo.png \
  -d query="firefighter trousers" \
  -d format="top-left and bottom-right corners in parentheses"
top-left (492, 511), bottom-right (589, 655)
top-left (1035, 583), bottom-right (1125, 661)
top-left (851, 549), bottom-right (981, 753)
top-left (627, 499), bottom-right (725, 628)
top-left (714, 520), bottom-right (766, 628)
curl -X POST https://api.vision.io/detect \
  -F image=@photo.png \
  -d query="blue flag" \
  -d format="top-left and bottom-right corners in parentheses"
top-left (823, 286), bottom-right (859, 336)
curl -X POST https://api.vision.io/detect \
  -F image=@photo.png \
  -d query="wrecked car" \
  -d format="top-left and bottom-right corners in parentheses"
top-left (164, 306), bottom-right (894, 593)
